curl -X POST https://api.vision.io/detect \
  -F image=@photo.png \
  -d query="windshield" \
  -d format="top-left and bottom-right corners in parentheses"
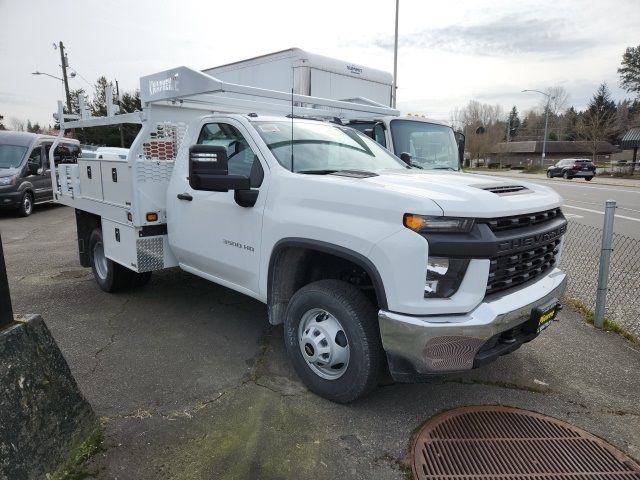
top-left (0, 145), bottom-right (28, 169)
top-left (390, 120), bottom-right (459, 171)
top-left (254, 121), bottom-right (407, 173)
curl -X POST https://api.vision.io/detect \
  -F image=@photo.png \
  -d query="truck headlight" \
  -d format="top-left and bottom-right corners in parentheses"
top-left (424, 257), bottom-right (469, 298)
top-left (404, 214), bottom-right (474, 233)
top-left (0, 176), bottom-right (13, 186)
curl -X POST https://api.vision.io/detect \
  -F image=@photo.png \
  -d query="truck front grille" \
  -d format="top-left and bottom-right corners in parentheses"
top-left (486, 237), bottom-right (561, 295)
top-left (482, 208), bottom-right (562, 232)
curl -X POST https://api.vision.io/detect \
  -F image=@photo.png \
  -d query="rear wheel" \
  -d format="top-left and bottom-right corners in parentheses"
top-left (546, 170), bottom-right (553, 178)
top-left (89, 228), bottom-right (150, 292)
top-left (585, 177), bottom-right (593, 181)
top-left (284, 279), bottom-right (383, 403)
top-left (17, 192), bottom-right (33, 217)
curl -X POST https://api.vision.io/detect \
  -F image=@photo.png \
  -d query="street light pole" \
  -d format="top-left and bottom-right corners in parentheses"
top-left (522, 89), bottom-right (552, 167)
top-left (391, 0), bottom-right (399, 108)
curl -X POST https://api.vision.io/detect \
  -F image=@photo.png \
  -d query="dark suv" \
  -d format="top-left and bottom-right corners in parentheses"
top-left (546, 158), bottom-right (596, 181)
top-left (0, 132), bottom-right (80, 216)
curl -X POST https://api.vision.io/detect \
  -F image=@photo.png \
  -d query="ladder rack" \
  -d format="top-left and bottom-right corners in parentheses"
top-left (55, 66), bottom-right (400, 130)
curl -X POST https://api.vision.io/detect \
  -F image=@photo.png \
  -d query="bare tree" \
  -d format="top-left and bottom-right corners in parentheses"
top-left (7, 117), bottom-right (25, 132)
top-left (451, 100), bottom-right (504, 166)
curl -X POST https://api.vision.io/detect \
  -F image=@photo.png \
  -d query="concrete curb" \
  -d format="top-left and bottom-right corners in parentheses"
top-left (0, 315), bottom-right (96, 480)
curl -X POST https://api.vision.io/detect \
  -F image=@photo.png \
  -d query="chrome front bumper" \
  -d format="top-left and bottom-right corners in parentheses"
top-left (378, 268), bottom-right (567, 380)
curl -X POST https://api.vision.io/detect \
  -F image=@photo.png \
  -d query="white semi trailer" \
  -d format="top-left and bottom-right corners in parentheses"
top-left (204, 48), bottom-right (463, 166)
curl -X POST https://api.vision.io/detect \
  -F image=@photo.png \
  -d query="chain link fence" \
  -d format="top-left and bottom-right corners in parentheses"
top-left (561, 219), bottom-right (640, 337)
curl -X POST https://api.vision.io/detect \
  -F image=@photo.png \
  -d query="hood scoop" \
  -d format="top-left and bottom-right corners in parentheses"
top-left (477, 183), bottom-right (530, 196)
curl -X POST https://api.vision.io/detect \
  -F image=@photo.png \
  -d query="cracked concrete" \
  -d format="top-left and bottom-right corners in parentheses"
top-left (2, 205), bottom-right (639, 479)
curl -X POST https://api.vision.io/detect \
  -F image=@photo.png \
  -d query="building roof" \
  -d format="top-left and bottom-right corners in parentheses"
top-left (493, 141), bottom-right (621, 155)
top-left (620, 128), bottom-right (640, 149)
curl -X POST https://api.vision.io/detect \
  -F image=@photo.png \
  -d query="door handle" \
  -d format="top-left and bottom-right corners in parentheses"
top-left (177, 193), bottom-right (193, 201)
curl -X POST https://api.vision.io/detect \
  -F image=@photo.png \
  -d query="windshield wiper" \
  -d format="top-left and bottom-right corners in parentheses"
top-left (410, 164), bottom-right (423, 169)
top-left (432, 166), bottom-right (457, 171)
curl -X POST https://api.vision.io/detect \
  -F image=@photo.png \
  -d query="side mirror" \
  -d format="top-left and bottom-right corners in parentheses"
top-left (189, 145), bottom-right (250, 192)
top-left (37, 167), bottom-right (44, 175)
top-left (400, 152), bottom-right (412, 166)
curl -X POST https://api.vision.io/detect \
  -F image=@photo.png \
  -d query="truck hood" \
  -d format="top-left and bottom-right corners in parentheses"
top-left (363, 170), bottom-right (563, 217)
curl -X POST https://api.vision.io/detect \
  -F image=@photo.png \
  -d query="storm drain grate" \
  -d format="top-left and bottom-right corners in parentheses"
top-left (412, 406), bottom-right (640, 479)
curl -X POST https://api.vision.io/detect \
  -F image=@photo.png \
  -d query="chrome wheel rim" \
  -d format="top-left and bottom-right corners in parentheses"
top-left (23, 196), bottom-right (32, 214)
top-left (298, 308), bottom-right (350, 380)
top-left (93, 241), bottom-right (108, 280)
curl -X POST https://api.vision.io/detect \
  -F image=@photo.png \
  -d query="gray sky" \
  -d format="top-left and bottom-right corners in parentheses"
top-left (1, 0), bottom-right (638, 126)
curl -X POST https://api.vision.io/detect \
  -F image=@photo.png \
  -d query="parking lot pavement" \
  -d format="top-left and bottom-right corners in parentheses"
top-left (1, 205), bottom-right (639, 479)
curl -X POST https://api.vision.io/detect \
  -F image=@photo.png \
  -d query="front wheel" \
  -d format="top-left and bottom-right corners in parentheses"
top-left (89, 228), bottom-right (149, 292)
top-left (17, 192), bottom-right (33, 217)
top-left (284, 279), bottom-right (383, 403)
top-left (562, 171), bottom-right (571, 179)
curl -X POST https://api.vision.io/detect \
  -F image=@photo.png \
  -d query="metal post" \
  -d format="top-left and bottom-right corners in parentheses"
top-left (541, 99), bottom-right (549, 167)
top-left (115, 80), bottom-right (125, 148)
top-left (391, 0), bottom-right (399, 108)
top-left (0, 232), bottom-right (14, 328)
top-left (594, 200), bottom-right (616, 329)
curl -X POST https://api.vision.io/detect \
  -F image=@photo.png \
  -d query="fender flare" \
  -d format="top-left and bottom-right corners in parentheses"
top-left (267, 237), bottom-right (388, 310)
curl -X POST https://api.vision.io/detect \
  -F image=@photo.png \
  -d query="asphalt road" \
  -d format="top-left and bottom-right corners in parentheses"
top-left (1, 205), bottom-right (639, 479)
top-left (481, 173), bottom-right (640, 238)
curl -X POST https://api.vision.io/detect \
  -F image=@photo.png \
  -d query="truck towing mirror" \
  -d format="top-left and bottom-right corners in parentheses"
top-left (400, 152), bottom-right (412, 166)
top-left (189, 144), bottom-right (250, 192)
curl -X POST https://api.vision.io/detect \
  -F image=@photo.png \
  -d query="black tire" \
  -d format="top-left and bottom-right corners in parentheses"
top-left (89, 228), bottom-right (135, 292)
top-left (284, 279), bottom-right (383, 403)
top-left (562, 171), bottom-right (571, 179)
top-left (17, 192), bottom-right (33, 217)
top-left (546, 170), bottom-right (553, 178)
top-left (585, 177), bottom-right (593, 181)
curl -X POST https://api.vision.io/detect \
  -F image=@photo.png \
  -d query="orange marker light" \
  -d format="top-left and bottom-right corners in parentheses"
top-left (404, 214), bottom-right (426, 232)
top-left (146, 212), bottom-right (158, 222)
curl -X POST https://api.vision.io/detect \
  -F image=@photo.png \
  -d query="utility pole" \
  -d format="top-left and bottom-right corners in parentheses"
top-left (391, 0), bottom-right (399, 108)
top-left (58, 41), bottom-right (72, 114)
top-left (115, 80), bottom-right (125, 147)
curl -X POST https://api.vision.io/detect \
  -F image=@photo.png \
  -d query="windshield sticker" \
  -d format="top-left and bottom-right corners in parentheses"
top-left (258, 124), bottom-right (280, 133)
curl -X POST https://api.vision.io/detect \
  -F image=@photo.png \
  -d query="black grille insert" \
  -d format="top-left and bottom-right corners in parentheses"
top-left (482, 208), bottom-right (562, 232)
top-left (487, 237), bottom-right (560, 295)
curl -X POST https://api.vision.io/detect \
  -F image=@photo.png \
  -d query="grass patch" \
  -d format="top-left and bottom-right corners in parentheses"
top-left (49, 426), bottom-right (104, 480)
top-left (563, 297), bottom-right (640, 345)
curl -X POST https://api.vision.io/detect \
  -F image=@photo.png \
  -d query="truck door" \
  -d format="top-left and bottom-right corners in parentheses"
top-left (168, 119), bottom-right (268, 296)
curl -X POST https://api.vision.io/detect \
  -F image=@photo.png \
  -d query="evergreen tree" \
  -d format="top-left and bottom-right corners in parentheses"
top-left (580, 83), bottom-right (618, 161)
top-left (563, 107), bottom-right (580, 141)
top-left (507, 106), bottom-right (521, 140)
top-left (618, 45), bottom-right (640, 97)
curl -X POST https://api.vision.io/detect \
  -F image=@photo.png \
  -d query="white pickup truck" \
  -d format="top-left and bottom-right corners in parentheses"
top-left (51, 66), bottom-right (567, 403)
